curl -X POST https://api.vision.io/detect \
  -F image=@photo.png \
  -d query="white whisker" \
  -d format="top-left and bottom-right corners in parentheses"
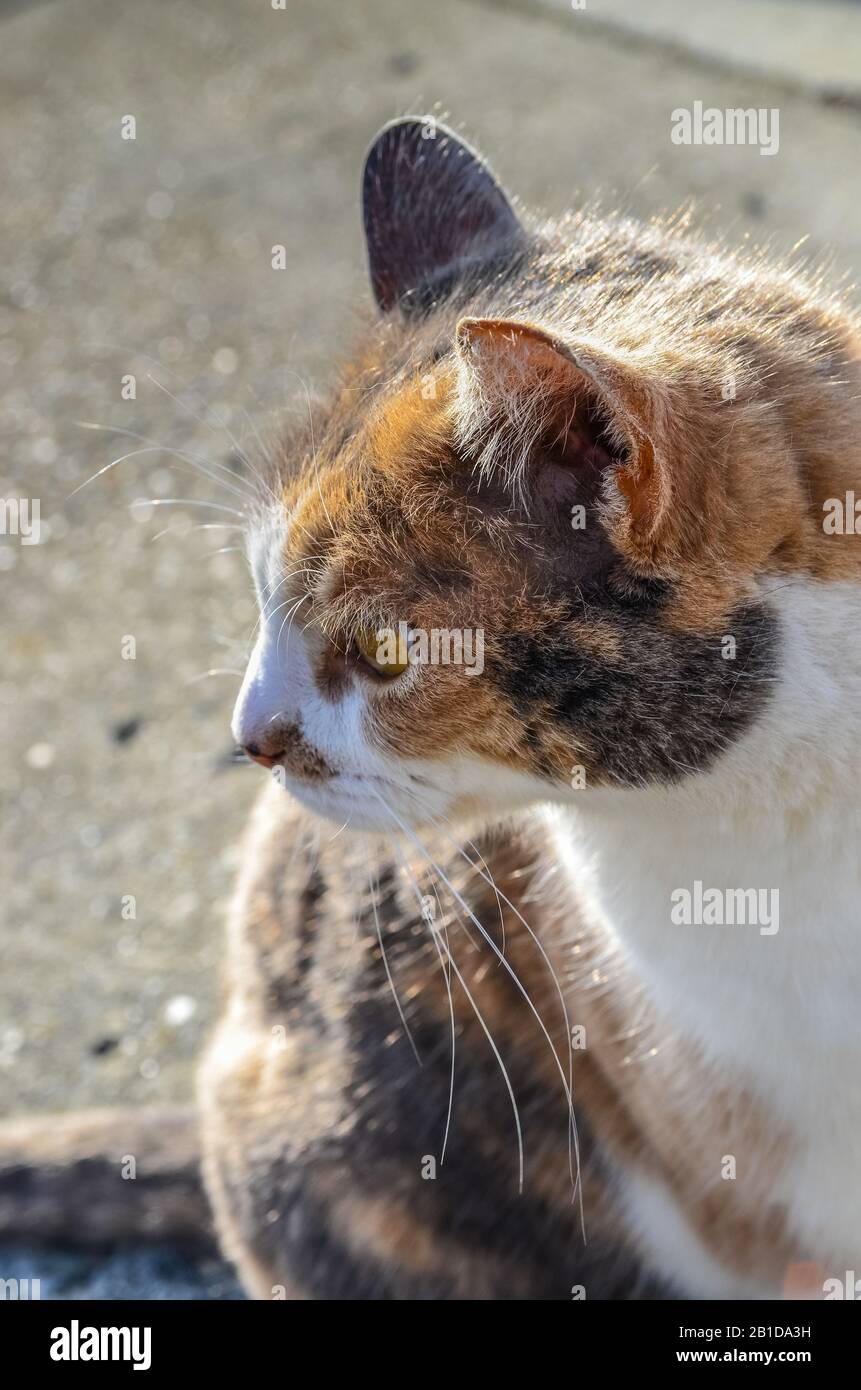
top-left (75, 420), bottom-right (255, 501)
top-left (136, 498), bottom-right (245, 517)
top-left (374, 788), bottom-right (581, 1214)
top-left (408, 792), bottom-right (581, 1221)
top-left (389, 841), bottom-right (457, 1168)
top-left (378, 801), bottom-right (524, 1192)
top-left (184, 668), bottom-right (244, 684)
top-left (366, 852), bottom-right (422, 1067)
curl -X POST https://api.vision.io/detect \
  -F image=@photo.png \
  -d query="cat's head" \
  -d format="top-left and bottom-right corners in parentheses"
top-left (233, 118), bottom-right (861, 830)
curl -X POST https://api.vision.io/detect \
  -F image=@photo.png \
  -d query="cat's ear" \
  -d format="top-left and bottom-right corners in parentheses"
top-left (453, 316), bottom-right (669, 544)
top-left (362, 118), bottom-right (524, 313)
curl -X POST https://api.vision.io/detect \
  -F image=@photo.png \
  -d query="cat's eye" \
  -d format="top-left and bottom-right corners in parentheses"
top-left (354, 626), bottom-right (411, 678)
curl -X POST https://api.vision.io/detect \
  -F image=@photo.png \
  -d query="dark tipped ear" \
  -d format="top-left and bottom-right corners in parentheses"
top-left (362, 117), bottom-right (524, 313)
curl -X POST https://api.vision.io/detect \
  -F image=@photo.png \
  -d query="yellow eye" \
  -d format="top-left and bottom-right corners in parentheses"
top-left (355, 625), bottom-right (411, 678)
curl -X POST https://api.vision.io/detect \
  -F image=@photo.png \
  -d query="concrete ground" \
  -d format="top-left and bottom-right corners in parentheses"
top-left (1, 0), bottom-right (860, 1294)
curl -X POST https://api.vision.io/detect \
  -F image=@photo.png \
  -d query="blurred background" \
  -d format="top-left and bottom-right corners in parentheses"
top-left (1, 0), bottom-right (860, 1295)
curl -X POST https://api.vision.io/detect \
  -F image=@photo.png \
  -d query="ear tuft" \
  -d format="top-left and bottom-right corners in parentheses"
top-left (456, 317), bottom-right (580, 395)
top-left (453, 318), bottom-right (602, 492)
top-left (362, 118), bottom-right (524, 313)
top-left (453, 317), bottom-right (669, 542)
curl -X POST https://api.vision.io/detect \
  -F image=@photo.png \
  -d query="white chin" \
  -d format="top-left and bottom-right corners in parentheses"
top-left (274, 772), bottom-right (444, 832)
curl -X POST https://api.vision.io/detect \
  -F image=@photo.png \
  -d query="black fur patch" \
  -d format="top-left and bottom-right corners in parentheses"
top-left (489, 595), bottom-right (779, 785)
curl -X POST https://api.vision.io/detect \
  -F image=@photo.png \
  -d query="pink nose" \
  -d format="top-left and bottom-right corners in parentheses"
top-left (242, 739), bottom-right (286, 769)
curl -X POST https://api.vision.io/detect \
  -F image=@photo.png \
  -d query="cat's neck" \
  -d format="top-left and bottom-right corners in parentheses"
top-left (557, 784), bottom-right (861, 1083)
top-left (556, 575), bottom-right (861, 1082)
top-left (552, 576), bottom-right (861, 1274)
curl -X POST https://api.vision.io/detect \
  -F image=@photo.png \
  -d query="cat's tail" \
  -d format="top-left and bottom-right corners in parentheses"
top-left (0, 1105), bottom-right (215, 1247)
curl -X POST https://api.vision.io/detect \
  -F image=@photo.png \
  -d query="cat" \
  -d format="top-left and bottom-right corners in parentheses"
top-left (2, 117), bottom-right (860, 1301)
top-left (196, 117), bottom-right (861, 1300)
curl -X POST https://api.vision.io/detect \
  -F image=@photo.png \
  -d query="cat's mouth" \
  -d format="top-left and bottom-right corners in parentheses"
top-left (274, 765), bottom-right (446, 832)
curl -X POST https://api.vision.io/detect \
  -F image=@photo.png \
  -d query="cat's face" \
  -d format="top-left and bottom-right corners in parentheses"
top-left (233, 120), bottom-right (860, 831)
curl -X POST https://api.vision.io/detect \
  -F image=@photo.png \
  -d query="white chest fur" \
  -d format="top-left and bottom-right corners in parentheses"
top-left (553, 577), bottom-right (861, 1293)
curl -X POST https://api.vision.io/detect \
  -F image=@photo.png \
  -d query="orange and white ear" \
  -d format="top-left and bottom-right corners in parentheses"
top-left (452, 316), bottom-right (669, 545)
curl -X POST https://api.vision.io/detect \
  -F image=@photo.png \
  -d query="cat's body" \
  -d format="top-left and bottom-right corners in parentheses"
top-left (197, 119), bottom-right (861, 1300)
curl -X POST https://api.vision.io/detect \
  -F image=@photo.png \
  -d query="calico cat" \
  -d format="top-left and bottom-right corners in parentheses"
top-left (195, 118), bottom-right (861, 1300)
top-left (3, 117), bottom-right (857, 1300)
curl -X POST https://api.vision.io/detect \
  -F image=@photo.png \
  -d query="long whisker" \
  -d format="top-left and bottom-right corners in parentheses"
top-left (248, 566), bottom-right (318, 647)
top-left (151, 521), bottom-right (244, 542)
top-left (409, 792), bottom-right (580, 1216)
top-left (260, 565), bottom-right (318, 613)
top-left (247, 573), bottom-right (294, 646)
top-left (84, 340), bottom-right (279, 504)
top-left (431, 815), bottom-right (581, 1222)
top-left (75, 420), bottom-right (256, 501)
top-left (374, 788), bottom-right (581, 1214)
top-left (244, 592), bottom-right (308, 667)
top-left (276, 592), bottom-right (311, 667)
top-left (85, 338), bottom-right (274, 487)
top-left (232, 398), bottom-right (275, 487)
top-left (386, 824), bottom-right (524, 1191)
top-left (184, 668), bottom-right (244, 684)
top-left (68, 445), bottom-right (242, 501)
top-left (366, 851), bottom-right (422, 1067)
top-left (389, 841), bottom-right (456, 1167)
top-left (145, 373), bottom-right (269, 495)
top-left (136, 498), bottom-right (246, 517)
